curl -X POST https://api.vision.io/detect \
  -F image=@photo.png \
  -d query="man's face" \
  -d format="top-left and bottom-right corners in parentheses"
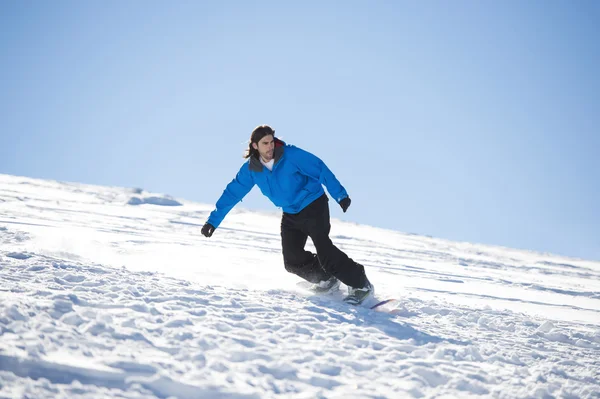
top-left (253, 135), bottom-right (275, 161)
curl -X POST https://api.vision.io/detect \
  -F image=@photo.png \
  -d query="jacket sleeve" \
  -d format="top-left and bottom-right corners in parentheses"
top-left (207, 163), bottom-right (255, 228)
top-left (288, 146), bottom-right (348, 202)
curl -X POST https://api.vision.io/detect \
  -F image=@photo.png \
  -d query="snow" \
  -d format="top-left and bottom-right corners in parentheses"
top-left (1, 173), bottom-right (599, 398)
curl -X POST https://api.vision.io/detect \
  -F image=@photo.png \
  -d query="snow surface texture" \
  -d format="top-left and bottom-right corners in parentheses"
top-left (0, 173), bottom-right (599, 398)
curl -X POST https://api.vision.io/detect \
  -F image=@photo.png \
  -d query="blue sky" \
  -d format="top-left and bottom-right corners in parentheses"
top-left (1, 1), bottom-right (599, 260)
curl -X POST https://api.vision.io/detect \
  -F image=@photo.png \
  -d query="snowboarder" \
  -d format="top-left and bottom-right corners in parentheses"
top-left (201, 125), bottom-right (374, 304)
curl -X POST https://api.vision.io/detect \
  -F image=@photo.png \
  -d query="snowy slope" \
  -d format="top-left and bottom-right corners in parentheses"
top-left (0, 173), bottom-right (599, 398)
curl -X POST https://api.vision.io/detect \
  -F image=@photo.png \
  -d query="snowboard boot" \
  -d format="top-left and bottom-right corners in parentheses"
top-left (343, 280), bottom-right (374, 305)
top-left (310, 276), bottom-right (341, 293)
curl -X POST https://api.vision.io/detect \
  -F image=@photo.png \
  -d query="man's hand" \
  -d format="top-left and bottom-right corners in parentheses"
top-left (339, 197), bottom-right (351, 213)
top-left (201, 223), bottom-right (215, 237)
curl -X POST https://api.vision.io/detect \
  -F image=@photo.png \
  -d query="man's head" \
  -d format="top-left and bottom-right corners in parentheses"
top-left (245, 125), bottom-right (275, 160)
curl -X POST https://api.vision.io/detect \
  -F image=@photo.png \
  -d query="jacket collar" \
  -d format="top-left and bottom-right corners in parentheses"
top-left (249, 138), bottom-right (285, 172)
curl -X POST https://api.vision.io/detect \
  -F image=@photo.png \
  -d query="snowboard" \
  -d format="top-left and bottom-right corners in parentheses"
top-left (369, 298), bottom-right (399, 310)
top-left (295, 281), bottom-right (399, 312)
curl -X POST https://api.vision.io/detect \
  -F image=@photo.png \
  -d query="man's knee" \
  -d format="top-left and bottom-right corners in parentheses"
top-left (312, 235), bottom-right (334, 254)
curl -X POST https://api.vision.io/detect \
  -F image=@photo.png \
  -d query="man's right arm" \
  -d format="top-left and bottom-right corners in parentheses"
top-left (204, 164), bottom-right (255, 234)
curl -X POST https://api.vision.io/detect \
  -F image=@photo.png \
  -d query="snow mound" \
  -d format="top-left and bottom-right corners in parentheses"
top-left (1, 251), bottom-right (599, 398)
top-left (127, 196), bottom-right (182, 206)
top-left (1, 173), bottom-right (600, 398)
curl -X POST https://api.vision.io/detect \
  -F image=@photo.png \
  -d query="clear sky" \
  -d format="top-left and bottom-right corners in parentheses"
top-left (1, 1), bottom-right (599, 261)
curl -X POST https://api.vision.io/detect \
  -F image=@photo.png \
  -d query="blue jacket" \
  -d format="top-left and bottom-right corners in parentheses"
top-left (207, 140), bottom-right (348, 228)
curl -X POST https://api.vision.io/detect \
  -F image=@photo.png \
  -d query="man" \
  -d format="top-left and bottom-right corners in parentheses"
top-left (201, 125), bottom-right (373, 305)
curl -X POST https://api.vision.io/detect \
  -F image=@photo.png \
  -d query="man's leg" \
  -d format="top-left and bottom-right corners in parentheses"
top-left (306, 196), bottom-right (369, 289)
top-left (281, 213), bottom-right (330, 283)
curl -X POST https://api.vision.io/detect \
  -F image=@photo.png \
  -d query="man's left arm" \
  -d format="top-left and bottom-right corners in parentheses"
top-left (290, 147), bottom-right (350, 210)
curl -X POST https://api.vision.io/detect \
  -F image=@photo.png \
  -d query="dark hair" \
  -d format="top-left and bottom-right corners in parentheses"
top-left (244, 125), bottom-right (275, 159)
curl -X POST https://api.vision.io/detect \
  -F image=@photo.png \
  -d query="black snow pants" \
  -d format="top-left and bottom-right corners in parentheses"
top-left (281, 194), bottom-right (368, 289)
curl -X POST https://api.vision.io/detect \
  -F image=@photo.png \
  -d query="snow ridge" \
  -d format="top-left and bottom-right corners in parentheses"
top-left (1, 251), bottom-right (599, 397)
top-left (1, 174), bottom-right (599, 398)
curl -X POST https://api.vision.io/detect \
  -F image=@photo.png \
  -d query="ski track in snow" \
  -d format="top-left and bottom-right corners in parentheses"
top-left (1, 174), bottom-right (599, 398)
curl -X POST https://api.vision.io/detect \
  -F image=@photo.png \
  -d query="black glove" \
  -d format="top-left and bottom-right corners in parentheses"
top-left (201, 223), bottom-right (215, 238)
top-left (339, 197), bottom-right (351, 213)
